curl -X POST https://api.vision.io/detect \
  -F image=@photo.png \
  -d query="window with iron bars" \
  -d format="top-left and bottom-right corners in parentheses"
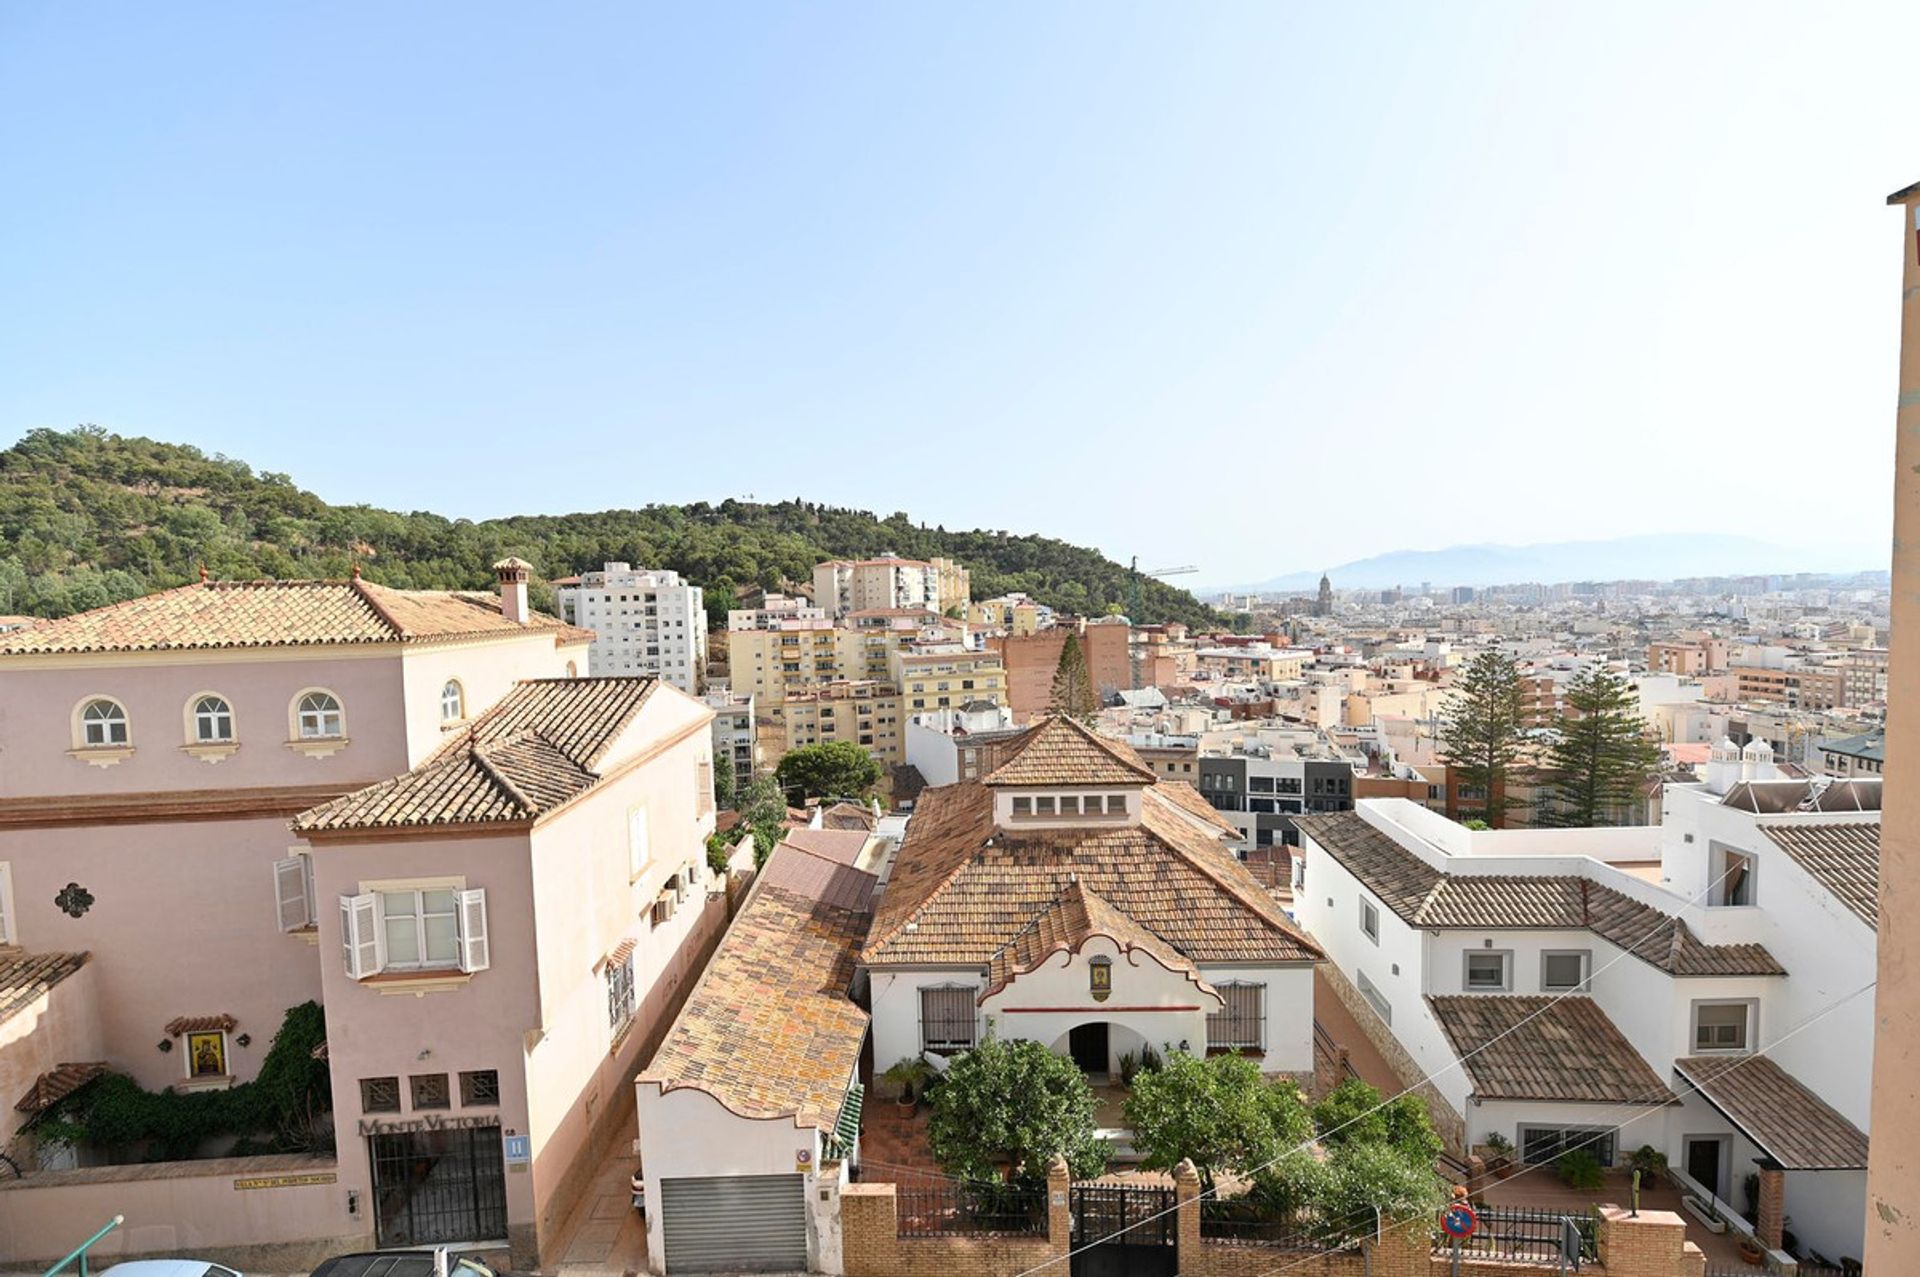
top-left (1207, 981), bottom-right (1265, 1051)
top-left (460, 1069), bottom-right (500, 1106)
top-left (920, 985), bottom-right (977, 1053)
top-left (608, 954), bottom-right (636, 1035)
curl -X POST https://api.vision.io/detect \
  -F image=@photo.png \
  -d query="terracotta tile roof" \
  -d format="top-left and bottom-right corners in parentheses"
top-left (982, 716), bottom-right (1157, 787)
top-left (0, 951), bottom-right (88, 1025)
top-left (980, 879), bottom-right (1216, 1004)
top-left (14, 1061), bottom-right (107, 1114)
top-left (295, 677), bottom-right (659, 832)
top-left (1761, 822), bottom-right (1879, 930)
top-left (639, 843), bottom-right (875, 1131)
top-left (1297, 813), bottom-right (1784, 977)
top-left (863, 782), bottom-right (1321, 967)
top-left (1149, 779), bottom-right (1244, 838)
top-left (164, 1013), bottom-right (237, 1035)
top-left (819, 801), bottom-right (878, 832)
top-left (0, 578), bottom-right (591, 656)
top-left (1674, 1055), bottom-right (1869, 1170)
top-left (1428, 996), bottom-right (1677, 1105)
top-left (779, 828), bottom-right (871, 867)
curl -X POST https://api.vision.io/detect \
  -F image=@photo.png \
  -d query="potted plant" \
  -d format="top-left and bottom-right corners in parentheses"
top-left (1627, 1144), bottom-right (1668, 1189)
top-left (1681, 1194), bottom-right (1729, 1233)
top-left (1555, 1148), bottom-right (1605, 1192)
top-left (1736, 1236), bottom-right (1765, 1265)
top-left (1481, 1132), bottom-right (1516, 1180)
top-left (882, 1057), bottom-right (933, 1114)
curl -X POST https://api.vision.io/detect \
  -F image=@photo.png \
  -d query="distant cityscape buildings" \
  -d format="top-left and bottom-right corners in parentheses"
top-left (0, 529), bottom-right (1900, 1273)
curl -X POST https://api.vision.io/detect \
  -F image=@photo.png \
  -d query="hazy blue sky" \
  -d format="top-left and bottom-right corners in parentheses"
top-left (2, 3), bottom-right (1913, 583)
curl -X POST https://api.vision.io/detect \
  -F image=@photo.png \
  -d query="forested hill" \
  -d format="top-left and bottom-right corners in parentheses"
top-left (0, 428), bottom-right (1226, 629)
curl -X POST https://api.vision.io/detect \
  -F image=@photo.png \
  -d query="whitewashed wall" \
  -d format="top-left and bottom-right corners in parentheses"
top-left (633, 1082), bottom-right (830, 1277)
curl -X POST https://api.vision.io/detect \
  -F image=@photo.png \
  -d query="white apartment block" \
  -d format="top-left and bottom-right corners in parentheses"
top-left (1296, 741), bottom-right (1877, 1264)
top-left (703, 687), bottom-right (758, 789)
top-left (812, 556), bottom-right (968, 618)
top-left (556, 563), bottom-right (707, 692)
top-left (726, 593), bottom-right (826, 631)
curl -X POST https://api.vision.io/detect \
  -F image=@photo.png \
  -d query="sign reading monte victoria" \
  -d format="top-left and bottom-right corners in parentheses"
top-left (357, 1114), bottom-right (500, 1137)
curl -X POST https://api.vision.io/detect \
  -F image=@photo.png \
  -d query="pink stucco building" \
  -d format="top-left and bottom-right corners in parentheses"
top-left (0, 562), bottom-right (724, 1269)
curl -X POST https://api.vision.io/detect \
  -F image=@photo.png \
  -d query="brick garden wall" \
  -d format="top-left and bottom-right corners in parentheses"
top-left (840, 1158), bottom-right (1708, 1277)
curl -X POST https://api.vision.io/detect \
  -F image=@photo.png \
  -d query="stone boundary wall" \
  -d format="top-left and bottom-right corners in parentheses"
top-left (0, 1153), bottom-right (361, 1271)
top-left (1315, 959), bottom-right (1468, 1154)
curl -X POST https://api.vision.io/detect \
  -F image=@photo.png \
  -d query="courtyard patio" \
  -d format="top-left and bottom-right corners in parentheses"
top-left (1478, 1166), bottom-right (1759, 1267)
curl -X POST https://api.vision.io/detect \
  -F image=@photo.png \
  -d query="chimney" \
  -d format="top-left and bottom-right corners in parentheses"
top-left (493, 557), bottom-right (533, 625)
top-left (1705, 737), bottom-right (1741, 796)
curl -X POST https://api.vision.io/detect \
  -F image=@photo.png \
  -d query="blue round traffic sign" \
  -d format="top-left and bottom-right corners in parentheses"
top-left (1441, 1203), bottom-right (1479, 1238)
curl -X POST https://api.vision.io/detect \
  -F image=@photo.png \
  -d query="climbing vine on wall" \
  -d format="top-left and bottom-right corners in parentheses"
top-left (35, 1001), bottom-right (331, 1163)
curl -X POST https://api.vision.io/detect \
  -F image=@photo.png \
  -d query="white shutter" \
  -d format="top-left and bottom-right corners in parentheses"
top-left (457, 888), bottom-right (490, 973)
top-left (341, 893), bottom-right (381, 979)
top-left (274, 857), bottom-right (311, 932)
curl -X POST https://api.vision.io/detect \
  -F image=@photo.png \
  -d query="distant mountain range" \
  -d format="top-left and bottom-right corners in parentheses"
top-left (1215, 535), bottom-right (1889, 594)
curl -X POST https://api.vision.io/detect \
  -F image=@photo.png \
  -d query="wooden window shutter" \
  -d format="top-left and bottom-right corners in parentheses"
top-left (273, 857), bottom-right (312, 932)
top-left (457, 888), bottom-right (490, 973)
top-left (342, 893), bottom-right (380, 979)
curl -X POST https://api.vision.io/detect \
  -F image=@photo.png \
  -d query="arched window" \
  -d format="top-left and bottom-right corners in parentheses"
top-left (440, 680), bottom-right (465, 723)
top-left (192, 695), bottom-right (234, 743)
top-left (80, 699), bottom-right (129, 748)
top-left (296, 691), bottom-right (344, 740)
top-left (565, 660), bottom-right (578, 679)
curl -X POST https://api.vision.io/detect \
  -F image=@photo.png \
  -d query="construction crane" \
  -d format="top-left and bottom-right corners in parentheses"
top-left (1128, 556), bottom-right (1198, 626)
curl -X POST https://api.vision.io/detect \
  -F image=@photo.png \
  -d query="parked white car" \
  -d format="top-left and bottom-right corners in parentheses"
top-left (102, 1263), bottom-right (243, 1277)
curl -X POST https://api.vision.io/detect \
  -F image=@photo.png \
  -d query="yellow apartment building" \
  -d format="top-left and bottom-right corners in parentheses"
top-left (758, 680), bottom-right (905, 770)
top-left (730, 622), bottom-right (842, 702)
top-left (886, 646), bottom-right (1008, 713)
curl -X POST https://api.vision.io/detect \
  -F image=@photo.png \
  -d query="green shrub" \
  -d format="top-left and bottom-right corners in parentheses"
top-left (1556, 1148), bottom-right (1606, 1191)
top-left (1317, 1139), bottom-right (1448, 1226)
top-left (1311, 1078), bottom-right (1442, 1163)
top-left (1122, 1052), bottom-right (1309, 1192)
top-left (39, 1002), bottom-right (329, 1163)
top-left (928, 1036), bottom-right (1105, 1182)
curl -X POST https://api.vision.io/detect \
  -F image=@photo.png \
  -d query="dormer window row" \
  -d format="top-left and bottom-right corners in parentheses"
top-left (1008, 792), bottom-right (1129, 819)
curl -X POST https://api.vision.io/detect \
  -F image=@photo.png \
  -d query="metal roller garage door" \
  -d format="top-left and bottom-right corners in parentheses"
top-left (660, 1174), bottom-right (808, 1273)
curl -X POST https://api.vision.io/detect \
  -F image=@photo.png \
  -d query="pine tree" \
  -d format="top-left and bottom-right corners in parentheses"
top-left (1536, 667), bottom-right (1662, 827)
top-left (1050, 632), bottom-right (1098, 721)
top-left (1437, 650), bottom-right (1527, 828)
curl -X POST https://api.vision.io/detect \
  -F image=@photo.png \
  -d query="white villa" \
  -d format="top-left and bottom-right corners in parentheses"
top-left (1296, 738), bottom-right (1876, 1266)
top-left (862, 715), bottom-right (1322, 1084)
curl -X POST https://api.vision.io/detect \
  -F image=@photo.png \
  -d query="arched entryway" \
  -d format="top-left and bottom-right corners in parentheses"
top-left (1050, 1021), bottom-right (1155, 1081)
top-left (1068, 1023), bottom-right (1108, 1075)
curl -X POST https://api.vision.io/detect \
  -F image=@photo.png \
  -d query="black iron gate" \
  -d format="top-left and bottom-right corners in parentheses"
top-left (1069, 1184), bottom-right (1177, 1277)
top-left (370, 1123), bottom-right (509, 1246)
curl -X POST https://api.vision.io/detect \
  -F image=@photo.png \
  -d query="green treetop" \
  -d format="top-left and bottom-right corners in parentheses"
top-left (1437, 649), bottom-right (1528, 828)
top-left (773, 740), bottom-right (883, 803)
top-left (1049, 631), bottom-right (1098, 721)
top-left (1536, 666), bottom-right (1662, 827)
